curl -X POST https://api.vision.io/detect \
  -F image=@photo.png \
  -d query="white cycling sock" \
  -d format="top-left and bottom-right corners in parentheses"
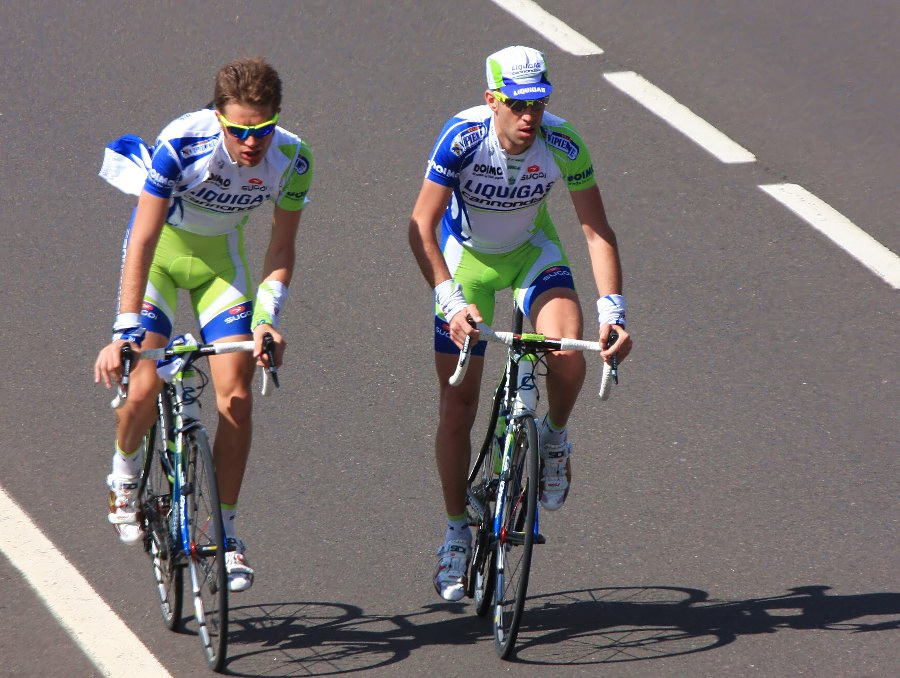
top-left (445, 514), bottom-right (471, 543)
top-left (112, 442), bottom-right (142, 477)
top-left (540, 415), bottom-right (568, 448)
top-left (221, 505), bottom-right (237, 540)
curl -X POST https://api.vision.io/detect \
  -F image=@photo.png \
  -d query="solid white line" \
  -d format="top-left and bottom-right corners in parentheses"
top-left (604, 71), bottom-right (757, 164)
top-left (760, 183), bottom-right (900, 289)
top-left (0, 485), bottom-right (172, 677)
top-left (490, 0), bottom-right (604, 55)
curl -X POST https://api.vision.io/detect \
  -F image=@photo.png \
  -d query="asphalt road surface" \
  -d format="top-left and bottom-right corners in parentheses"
top-left (1, 1), bottom-right (897, 676)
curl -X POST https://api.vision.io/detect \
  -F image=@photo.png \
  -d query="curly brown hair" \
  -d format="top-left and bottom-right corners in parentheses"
top-left (213, 57), bottom-right (282, 113)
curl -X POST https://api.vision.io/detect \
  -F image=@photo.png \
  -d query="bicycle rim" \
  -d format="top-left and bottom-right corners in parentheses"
top-left (469, 447), bottom-right (497, 616)
top-left (467, 371), bottom-right (505, 612)
top-left (472, 521), bottom-right (496, 617)
top-left (494, 416), bottom-right (538, 659)
top-left (184, 430), bottom-right (228, 671)
top-left (140, 394), bottom-right (183, 631)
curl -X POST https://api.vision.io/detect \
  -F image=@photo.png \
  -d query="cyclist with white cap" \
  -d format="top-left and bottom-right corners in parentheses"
top-left (408, 45), bottom-right (632, 601)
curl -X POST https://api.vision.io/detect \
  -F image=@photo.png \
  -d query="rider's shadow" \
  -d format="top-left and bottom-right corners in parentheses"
top-left (218, 585), bottom-right (899, 675)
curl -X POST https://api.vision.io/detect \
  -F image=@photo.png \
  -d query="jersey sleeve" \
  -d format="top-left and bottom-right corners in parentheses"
top-left (98, 134), bottom-right (154, 196)
top-left (274, 140), bottom-right (314, 211)
top-left (143, 143), bottom-right (183, 198)
top-left (544, 121), bottom-right (597, 191)
top-left (425, 115), bottom-right (487, 187)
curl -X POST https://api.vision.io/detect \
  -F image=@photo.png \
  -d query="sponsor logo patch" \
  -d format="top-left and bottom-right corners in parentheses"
top-left (180, 138), bottom-right (216, 159)
top-left (546, 131), bottom-right (579, 161)
top-left (428, 159), bottom-right (458, 180)
top-left (450, 124), bottom-right (483, 157)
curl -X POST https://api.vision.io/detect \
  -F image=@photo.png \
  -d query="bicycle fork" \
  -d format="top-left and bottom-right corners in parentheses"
top-left (493, 415), bottom-right (543, 547)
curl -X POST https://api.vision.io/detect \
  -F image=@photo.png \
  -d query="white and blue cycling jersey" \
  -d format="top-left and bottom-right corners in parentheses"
top-left (100, 108), bottom-right (312, 237)
top-left (98, 109), bottom-right (314, 342)
top-left (424, 104), bottom-right (597, 254)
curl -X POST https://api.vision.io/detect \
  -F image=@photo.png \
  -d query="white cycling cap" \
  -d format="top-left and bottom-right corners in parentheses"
top-left (485, 45), bottom-right (553, 99)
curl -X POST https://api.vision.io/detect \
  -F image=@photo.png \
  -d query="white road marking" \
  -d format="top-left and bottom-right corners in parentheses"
top-left (604, 71), bottom-right (756, 163)
top-left (489, 0), bottom-right (604, 55)
top-left (495, 2), bottom-right (896, 289)
top-left (760, 183), bottom-right (900, 289)
top-left (0, 485), bottom-right (172, 677)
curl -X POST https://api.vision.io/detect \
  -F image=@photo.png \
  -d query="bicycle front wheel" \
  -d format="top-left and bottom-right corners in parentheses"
top-left (140, 391), bottom-right (183, 631)
top-left (183, 429), bottom-right (228, 672)
top-left (494, 415), bottom-right (539, 659)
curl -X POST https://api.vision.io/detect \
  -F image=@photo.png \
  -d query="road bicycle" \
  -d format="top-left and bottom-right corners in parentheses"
top-left (113, 333), bottom-right (278, 672)
top-left (451, 308), bottom-right (617, 659)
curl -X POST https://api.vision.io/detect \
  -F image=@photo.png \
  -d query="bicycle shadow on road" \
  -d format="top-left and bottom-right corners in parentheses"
top-left (222, 598), bottom-right (489, 676)
top-left (511, 584), bottom-right (900, 665)
top-left (218, 585), bottom-right (899, 675)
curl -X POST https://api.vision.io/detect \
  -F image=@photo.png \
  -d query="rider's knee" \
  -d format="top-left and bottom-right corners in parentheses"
top-left (439, 391), bottom-right (478, 428)
top-left (217, 388), bottom-right (252, 426)
top-left (546, 349), bottom-right (586, 378)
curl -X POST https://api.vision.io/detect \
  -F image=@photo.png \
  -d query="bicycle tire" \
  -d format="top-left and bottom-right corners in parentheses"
top-left (183, 428), bottom-right (228, 672)
top-left (493, 414), bottom-right (539, 659)
top-left (467, 372), bottom-right (506, 613)
top-left (140, 391), bottom-right (183, 631)
top-left (471, 518), bottom-right (496, 616)
top-left (469, 445), bottom-right (497, 617)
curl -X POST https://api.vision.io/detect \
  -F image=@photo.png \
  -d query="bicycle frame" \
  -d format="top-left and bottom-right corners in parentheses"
top-left (491, 313), bottom-right (541, 545)
top-left (116, 336), bottom-right (277, 551)
top-left (164, 359), bottom-right (209, 559)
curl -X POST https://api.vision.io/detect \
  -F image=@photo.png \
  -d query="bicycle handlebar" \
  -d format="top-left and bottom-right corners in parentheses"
top-left (449, 322), bottom-right (619, 400)
top-left (111, 335), bottom-right (279, 409)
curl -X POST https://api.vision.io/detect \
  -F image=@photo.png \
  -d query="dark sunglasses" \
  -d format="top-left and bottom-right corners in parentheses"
top-left (494, 91), bottom-right (549, 113)
top-left (218, 112), bottom-right (279, 140)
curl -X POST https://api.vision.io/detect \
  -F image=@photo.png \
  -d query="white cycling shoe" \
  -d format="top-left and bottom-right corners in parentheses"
top-left (107, 473), bottom-right (144, 545)
top-left (433, 538), bottom-right (471, 602)
top-left (539, 441), bottom-right (572, 511)
top-left (225, 538), bottom-right (255, 592)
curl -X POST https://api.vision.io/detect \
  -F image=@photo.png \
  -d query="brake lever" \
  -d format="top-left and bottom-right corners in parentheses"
top-left (111, 344), bottom-right (134, 409)
top-left (262, 332), bottom-right (280, 388)
top-left (607, 329), bottom-right (619, 385)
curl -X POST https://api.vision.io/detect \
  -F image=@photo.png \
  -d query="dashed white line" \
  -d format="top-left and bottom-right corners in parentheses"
top-left (604, 70), bottom-right (757, 164)
top-left (759, 183), bottom-right (900, 289)
top-left (0, 484), bottom-right (172, 677)
top-left (494, 1), bottom-right (895, 288)
top-left (489, 0), bottom-right (604, 55)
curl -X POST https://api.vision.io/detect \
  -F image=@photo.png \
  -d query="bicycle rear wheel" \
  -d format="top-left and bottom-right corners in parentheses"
top-left (467, 372), bottom-right (505, 615)
top-left (183, 428), bottom-right (228, 672)
top-left (468, 450), bottom-right (497, 617)
top-left (494, 415), bottom-right (539, 659)
top-left (140, 392), bottom-right (183, 630)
